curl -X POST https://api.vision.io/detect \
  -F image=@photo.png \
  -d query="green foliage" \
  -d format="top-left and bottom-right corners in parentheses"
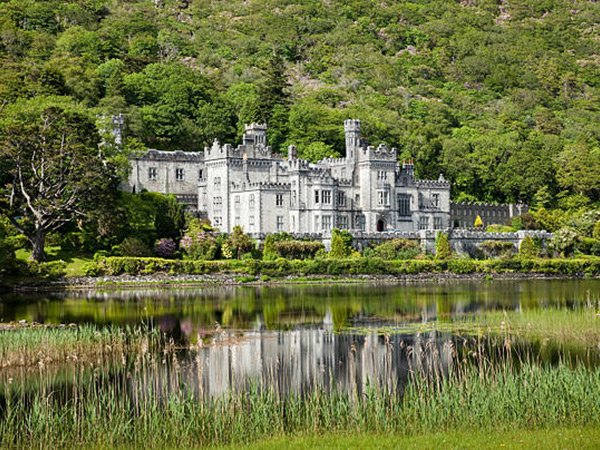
top-left (486, 224), bottom-right (513, 233)
top-left (435, 233), bottom-right (452, 260)
top-left (0, 217), bottom-right (17, 277)
top-left (369, 239), bottom-right (420, 260)
top-left (594, 221), bottom-right (600, 240)
top-left (567, 211), bottom-right (600, 238)
top-left (329, 228), bottom-right (352, 259)
top-left (0, 96), bottom-right (121, 261)
top-left (549, 228), bottom-right (580, 257)
top-left (116, 237), bottom-right (151, 257)
top-left (519, 236), bottom-right (537, 259)
top-left (1, 0), bottom-right (599, 210)
top-left (577, 238), bottom-right (600, 257)
top-left (225, 226), bottom-right (254, 259)
top-left (180, 220), bottom-right (219, 260)
top-left (273, 240), bottom-right (324, 260)
top-left (22, 260), bottom-right (67, 280)
top-left (479, 240), bottom-right (514, 259)
top-left (81, 261), bottom-right (101, 276)
top-left (92, 256), bottom-right (600, 277)
top-left (262, 234), bottom-right (278, 262)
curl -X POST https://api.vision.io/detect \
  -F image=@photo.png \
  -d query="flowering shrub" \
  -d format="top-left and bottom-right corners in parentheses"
top-left (180, 230), bottom-right (219, 260)
top-left (549, 228), bottom-right (579, 257)
top-left (154, 238), bottom-right (177, 259)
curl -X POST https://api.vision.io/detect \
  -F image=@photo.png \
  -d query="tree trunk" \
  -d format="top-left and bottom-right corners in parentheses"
top-left (31, 229), bottom-right (46, 262)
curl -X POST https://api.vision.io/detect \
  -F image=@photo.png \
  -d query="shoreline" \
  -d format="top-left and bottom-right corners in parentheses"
top-left (4, 271), bottom-right (598, 293)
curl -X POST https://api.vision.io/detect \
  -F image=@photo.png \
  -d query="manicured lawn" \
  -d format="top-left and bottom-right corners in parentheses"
top-left (15, 246), bottom-right (92, 277)
top-left (224, 428), bottom-right (600, 449)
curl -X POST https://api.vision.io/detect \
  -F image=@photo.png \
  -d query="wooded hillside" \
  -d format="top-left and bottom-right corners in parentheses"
top-left (1, 0), bottom-right (599, 206)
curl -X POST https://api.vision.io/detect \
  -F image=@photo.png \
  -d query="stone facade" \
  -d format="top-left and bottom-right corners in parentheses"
top-left (126, 120), bottom-right (451, 234)
top-left (450, 201), bottom-right (528, 229)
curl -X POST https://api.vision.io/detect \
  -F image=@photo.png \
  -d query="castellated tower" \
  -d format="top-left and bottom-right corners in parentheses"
top-left (344, 119), bottom-right (362, 157)
top-left (243, 123), bottom-right (267, 146)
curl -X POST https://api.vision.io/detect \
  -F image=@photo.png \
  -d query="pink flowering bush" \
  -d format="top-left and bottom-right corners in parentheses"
top-left (180, 219), bottom-right (219, 260)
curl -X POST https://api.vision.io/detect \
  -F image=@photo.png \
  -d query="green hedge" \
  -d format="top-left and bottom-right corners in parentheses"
top-left (91, 256), bottom-right (600, 277)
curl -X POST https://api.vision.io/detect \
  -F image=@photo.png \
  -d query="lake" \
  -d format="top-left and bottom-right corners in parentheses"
top-left (1, 279), bottom-right (599, 399)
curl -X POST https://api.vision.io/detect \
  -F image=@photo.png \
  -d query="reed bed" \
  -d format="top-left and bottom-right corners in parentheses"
top-left (1, 335), bottom-right (600, 448)
top-left (0, 323), bottom-right (166, 368)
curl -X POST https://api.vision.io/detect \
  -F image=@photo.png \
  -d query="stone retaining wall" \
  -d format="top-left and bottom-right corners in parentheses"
top-left (247, 229), bottom-right (552, 255)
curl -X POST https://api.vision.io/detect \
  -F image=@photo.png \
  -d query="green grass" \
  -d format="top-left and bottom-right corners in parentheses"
top-left (15, 245), bottom-right (92, 277)
top-left (2, 338), bottom-right (600, 448)
top-left (0, 323), bottom-right (166, 368)
top-left (345, 303), bottom-right (600, 350)
top-left (224, 427), bottom-right (600, 449)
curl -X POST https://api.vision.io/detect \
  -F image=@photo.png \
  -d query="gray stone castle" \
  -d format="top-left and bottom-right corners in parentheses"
top-left (126, 120), bottom-right (454, 234)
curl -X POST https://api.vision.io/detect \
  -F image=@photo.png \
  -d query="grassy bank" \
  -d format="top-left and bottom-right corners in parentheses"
top-left (227, 427), bottom-right (600, 449)
top-left (2, 353), bottom-right (600, 447)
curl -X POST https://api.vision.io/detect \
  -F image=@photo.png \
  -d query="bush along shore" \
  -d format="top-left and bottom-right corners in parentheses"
top-left (88, 256), bottom-right (600, 278)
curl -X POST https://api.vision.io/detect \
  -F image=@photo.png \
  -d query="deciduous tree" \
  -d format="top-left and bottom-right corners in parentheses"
top-left (0, 97), bottom-right (123, 261)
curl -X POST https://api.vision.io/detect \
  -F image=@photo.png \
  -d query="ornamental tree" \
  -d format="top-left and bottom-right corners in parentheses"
top-left (435, 233), bottom-right (451, 259)
top-left (474, 215), bottom-right (484, 228)
top-left (0, 97), bottom-right (126, 261)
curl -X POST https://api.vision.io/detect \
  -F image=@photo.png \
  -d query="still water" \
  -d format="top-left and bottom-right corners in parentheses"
top-left (1, 279), bottom-right (599, 399)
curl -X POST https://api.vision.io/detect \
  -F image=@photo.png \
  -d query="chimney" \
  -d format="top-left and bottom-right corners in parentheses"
top-left (288, 145), bottom-right (297, 160)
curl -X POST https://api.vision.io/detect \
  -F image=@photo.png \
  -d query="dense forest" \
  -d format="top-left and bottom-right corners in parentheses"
top-left (1, 0), bottom-right (599, 207)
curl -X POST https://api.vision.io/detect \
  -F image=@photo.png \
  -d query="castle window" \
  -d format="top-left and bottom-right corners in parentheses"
top-left (338, 192), bottom-right (346, 207)
top-left (235, 216), bottom-right (240, 226)
top-left (432, 193), bottom-right (440, 208)
top-left (214, 177), bottom-right (221, 187)
top-left (377, 171), bottom-right (388, 181)
top-left (434, 217), bottom-right (443, 230)
top-left (213, 197), bottom-right (222, 213)
top-left (249, 216), bottom-right (255, 231)
top-left (276, 216), bottom-right (284, 231)
top-left (377, 190), bottom-right (389, 206)
top-left (291, 215), bottom-right (296, 231)
top-left (214, 217), bottom-right (222, 227)
top-left (398, 194), bottom-right (411, 216)
top-left (292, 190), bottom-right (297, 205)
top-left (234, 195), bottom-right (240, 209)
top-left (314, 190), bottom-right (319, 204)
top-left (198, 169), bottom-right (203, 181)
top-left (148, 167), bottom-right (158, 181)
top-left (337, 216), bottom-right (348, 229)
top-left (249, 194), bottom-right (255, 209)
top-left (276, 193), bottom-right (284, 207)
top-left (314, 215), bottom-right (320, 231)
top-left (419, 217), bottom-right (429, 230)
top-left (175, 168), bottom-right (184, 181)
top-left (322, 190), bottom-right (332, 204)
top-left (322, 215), bottom-right (332, 231)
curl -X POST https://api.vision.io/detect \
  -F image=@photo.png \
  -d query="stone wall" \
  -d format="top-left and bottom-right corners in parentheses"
top-left (247, 229), bottom-right (552, 255)
top-left (451, 201), bottom-right (528, 228)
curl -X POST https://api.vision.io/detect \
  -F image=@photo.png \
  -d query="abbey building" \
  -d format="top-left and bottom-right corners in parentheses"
top-left (126, 120), bottom-right (451, 234)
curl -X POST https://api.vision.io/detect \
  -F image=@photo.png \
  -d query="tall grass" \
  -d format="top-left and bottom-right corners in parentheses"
top-left (0, 324), bottom-right (166, 368)
top-left (1, 335), bottom-right (600, 448)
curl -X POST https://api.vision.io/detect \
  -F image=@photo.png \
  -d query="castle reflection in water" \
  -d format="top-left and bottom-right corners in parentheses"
top-left (137, 312), bottom-right (455, 399)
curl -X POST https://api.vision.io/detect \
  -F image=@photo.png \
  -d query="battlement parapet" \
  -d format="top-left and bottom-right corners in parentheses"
top-left (414, 179), bottom-right (451, 188)
top-left (248, 181), bottom-right (291, 190)
top-left (359, 143), bottom-right (397, 160)
top-left (133, 149), bottom-right (204, 162)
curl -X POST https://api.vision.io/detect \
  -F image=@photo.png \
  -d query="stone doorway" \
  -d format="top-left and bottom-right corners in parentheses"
top-left (376, 219), bottom-right (385, 232)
